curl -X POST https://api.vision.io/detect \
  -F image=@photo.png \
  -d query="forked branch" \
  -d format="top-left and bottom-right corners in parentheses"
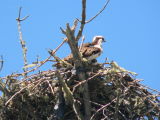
top-left (16, 7), bottom-right (29, 73)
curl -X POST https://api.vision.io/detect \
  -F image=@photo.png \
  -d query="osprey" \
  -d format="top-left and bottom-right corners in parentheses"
top-left (63, 36), bottom-right (105, 64)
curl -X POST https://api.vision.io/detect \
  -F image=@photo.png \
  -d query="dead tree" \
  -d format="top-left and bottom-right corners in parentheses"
top-left (0, 0), bottom-right (160, 120)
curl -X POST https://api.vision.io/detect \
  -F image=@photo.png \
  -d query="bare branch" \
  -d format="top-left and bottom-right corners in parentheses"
top-left (71, 19), bottom-right (78, 33)
top-left (0, 79), bottom-right (10, 96)
top-left (76, 0), bottom-right (86, 41)
top-left (60, 27), bottom-right (66, 34)
top-left (9, 37), bottom-right (66, 78)
top-left (50, 39), bottom-right (67, 55)
top-left (5, 77), bottom-right (48, 106)
top-left (56, 70), bottom-right (83, 120)
top-left (5, 86), bottom-right (27, 106)
top-left (79, 36), bottom-right (85, 51)
top-left (73, 71), bottom-right (102, 93)
top-left (65, 23), bottom-right (82, 62)
top-left (47, 80), bottom-right (55, 96)
top-left (0, 56), bottom-right (4, 73)
top-left (18, 7), bottom-right (22, 19)
top-left (86, 0), bottom-right (110, 23)
top-left (61, 20), bottom-right (91, 119)
top-left (140, 83), bottom-right (160, 95)
top-left (16, 7), bottom-right (29, 22)
top-left (16, 7), bottom-right (29, 74)
top-left (90, 98), bottom-right (116, 120)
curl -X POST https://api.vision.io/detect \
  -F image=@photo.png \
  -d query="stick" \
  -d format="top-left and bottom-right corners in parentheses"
top-left (76, 0), bottom-right (86, 41)
top-left (86, 0), bottom-right (110, 23)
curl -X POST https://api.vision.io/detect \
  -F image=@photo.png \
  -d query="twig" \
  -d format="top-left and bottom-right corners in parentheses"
top-left (47, 80), bottom-right (55, 95)
top-left (0, 56), bottom-right (4, 72)
top-left (86, 0), bottom-right (110, 23)
top-left (11, 56), bottom-right (51, 78)
top-left (16, 7), bottom-right (29, 74)
top-left (89, 100), bottom-right (103, 107)
top-left (8, 38), bottom-right (66, 78)
top-left (5, 86), bottom-right (27, 105)
top-left (140, 83), bottom-right (160, 94)
top-left (50, 38), bottom-right (67, 55)
top-left (114, 88), bottom-right (121, 120)
top-left (31, 79), bottom-right (43, 91)
top-left (5, 76), bottom-right (49, 105)
top-left (90, 98), bottom-right (116, 120)
top-left (73, 71), bottom-right (102, 92)
top-left (71, 20), bottom-right (78, 34)
top-left (60, 27), bottom-right (66, 34)
top-left (0, 79), bottom-right (10, 96)
top-left (79, 36), bottom-right (85, 51)
top-left (17, 7), bottom-right (29, 21)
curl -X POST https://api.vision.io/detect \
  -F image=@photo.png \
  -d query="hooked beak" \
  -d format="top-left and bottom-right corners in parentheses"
top-left (102, 38), bottom-right (106, 42)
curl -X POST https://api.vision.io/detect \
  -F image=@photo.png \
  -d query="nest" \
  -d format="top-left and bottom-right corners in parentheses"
top-left (0, 62), bottom-right (160, 120)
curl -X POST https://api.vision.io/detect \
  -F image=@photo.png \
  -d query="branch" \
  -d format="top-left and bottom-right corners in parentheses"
top-left (46, 80), bottom-right (55, 96)
top-left (90, 98), bottom-right (117, 120)
top-left (0, 56), bottom-right (4, 73)
top-left (5, 86), bottom-right (27, 106)
top-left (17, 7), bottom-right (29, 21)
top-left (65, 23), bottom-right (82, 64)
top-left (73, 71), bottom-right (102, 93)
top-left (50, 38), bottom-right (67, 55)
top-left (8, 38), bottom-right (66, 78)
top-left (76, 0), bottom-right (86, 41)
top-left (114, 88), bottom-right (121, 120)
top-left (79, 36), bottom-right (85, 51)
top-left (71, 20), bottom-right (78, 34)
top-left (0, 79), bottom-right (10, 96)
top-left (86, 0), bottom-right (110, 23)
top-left (16, 7), bottom-right (29, 74)
top-left (5, 76), bottom-right (47, 105)
top-left (62, 21), bottom-right (91, 120)
top-left (56, 70), bottom-right (83, 120)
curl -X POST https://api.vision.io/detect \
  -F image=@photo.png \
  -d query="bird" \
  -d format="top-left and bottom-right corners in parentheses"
top-left (54, 36), bottom-right (105, 68)
top-left (63, 36), bottom-right (105, 64)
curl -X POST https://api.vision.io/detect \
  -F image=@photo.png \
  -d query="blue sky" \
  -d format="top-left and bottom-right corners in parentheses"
top-left (0, 0), bottom-right (160, 91)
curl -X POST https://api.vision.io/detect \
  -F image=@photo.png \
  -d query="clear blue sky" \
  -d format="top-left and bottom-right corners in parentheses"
top-left (0, 0), bottom-right (160, 91)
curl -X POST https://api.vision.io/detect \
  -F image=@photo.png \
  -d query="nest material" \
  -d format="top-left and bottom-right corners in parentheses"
top-left (0, 62), bottom-right (160, 120)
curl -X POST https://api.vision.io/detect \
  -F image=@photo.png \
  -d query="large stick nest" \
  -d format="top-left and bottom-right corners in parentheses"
top-left (0, 61), bottom-right (160, 120)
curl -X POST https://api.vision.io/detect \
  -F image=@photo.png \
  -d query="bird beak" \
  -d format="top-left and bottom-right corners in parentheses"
top-left (102, 38), bottom-right (106, 42)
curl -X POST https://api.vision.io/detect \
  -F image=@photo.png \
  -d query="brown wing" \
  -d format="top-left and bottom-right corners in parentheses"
top-left (63, 54), bottom-right (74, 63)
top-left (63, 43), bottom-right (92, 61)
top-left (81, 42), bottom-right (93, 47)
top-left (82, 47), bottom-right (101, 58)
top-left (63, 43), bottom-right (100, 63)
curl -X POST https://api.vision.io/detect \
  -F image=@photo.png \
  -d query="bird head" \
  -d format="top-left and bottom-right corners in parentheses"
top-left (92, 35), bottom-right (106, 42)
top-left (92, 36), bottom-right (106, 47)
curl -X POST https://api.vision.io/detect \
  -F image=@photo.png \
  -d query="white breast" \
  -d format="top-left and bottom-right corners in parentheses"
top-left (87, 52), bottom-right (101, 61)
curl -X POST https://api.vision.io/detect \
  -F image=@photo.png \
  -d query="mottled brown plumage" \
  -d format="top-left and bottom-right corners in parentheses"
top-left (63, 36), bottom-right (105, 64)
